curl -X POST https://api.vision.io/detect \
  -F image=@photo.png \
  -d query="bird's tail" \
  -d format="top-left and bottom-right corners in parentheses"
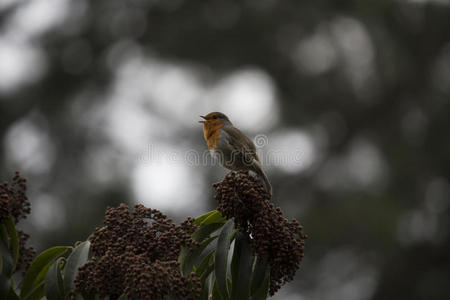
top-left (253, 160), bottom-right (272, 197)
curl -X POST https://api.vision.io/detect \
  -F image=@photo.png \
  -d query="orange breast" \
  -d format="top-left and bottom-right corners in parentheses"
top-left (203, 121), bottom-right (222, 150)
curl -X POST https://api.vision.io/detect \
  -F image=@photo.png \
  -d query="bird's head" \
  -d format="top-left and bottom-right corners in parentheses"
top-left (199, 112), bottom-right (232, 127)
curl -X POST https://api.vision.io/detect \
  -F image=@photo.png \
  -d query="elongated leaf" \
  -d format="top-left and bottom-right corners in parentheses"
top-left (22, 266), bottom-right (52, 300)
top-left (0, 238), bottom-right (13, 276)
top-left (179, 222), bottom-right (224, 276)
top-left (214, 219), bottom-right (235, 299)
top-left (212, 281), bottom-right (223, 300)
top-left (199, 272), bottom-right (212, 300)
top-left (227, 277), bottom-right (232, 296)
top-left (5, 216), bottom-right (19, 274)
top-left (231, 232), bottom-right (254, 300)
top-left (193, 211), bottom-right (218, 225)
top-left (63, 241), bottom-right (90, 293)
top-left (71, 293), bottom-right (85, 300)
top-left (192, 223), bottom-right (224, 242)
top-left (21, 246), bottom-right (70, 299)
top-left (23, 281), bottom-right (46, 300)
top-left (180, 236), bottom-right (217, 276)
top-left (201, 260), bottom-right (215, 283)
top-left (250, 254), bottom-right (269, 296)
top-left (80, 292), bottom-right (102, 300)
top-left (198, 251), bottom-right (215, 298)
top-left (201, 211), bottom-right (226, 226)
top-left (45, 257), bottom-right (65, 300)
top-left (196, 250), bottom-right (215, 277)
top-left (7, 286), bottom-right (20, 300)
top-left (250, 266), bottom-right (270, 300)
top-left (0, 273), bottom-right (9, 299)
top-left (0, 224), bottom-right (8, 246)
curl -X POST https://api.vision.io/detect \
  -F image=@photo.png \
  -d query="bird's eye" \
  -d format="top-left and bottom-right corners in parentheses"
top-left (213, 115), bottom-right (218, 119)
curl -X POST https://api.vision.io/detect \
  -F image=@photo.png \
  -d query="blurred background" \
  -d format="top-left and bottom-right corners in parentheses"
top-left (1, 0), bottom-right (450, 299)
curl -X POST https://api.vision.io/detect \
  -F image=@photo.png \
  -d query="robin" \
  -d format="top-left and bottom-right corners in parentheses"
top-left (199, 112), bottom-right (272, 196)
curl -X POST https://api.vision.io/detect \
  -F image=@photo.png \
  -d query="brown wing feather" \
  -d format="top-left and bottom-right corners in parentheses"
top-left (221, 125), bottom-right (259, 161)
top-left (222, 125), bottom-right (271, 195)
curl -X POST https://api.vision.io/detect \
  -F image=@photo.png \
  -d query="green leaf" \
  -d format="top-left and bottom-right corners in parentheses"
top-left (196, 250), bottom-right (215, 277)
top-left (0, 225), bottom-right (8, 248)
top-left (192, 223), bottom-right (224, 242)
top-left (250, 254), bottom-right (269, 296)
top-left (5, 216), bottom-right (19, 274)
top-left (1, 278), bottom-right (20, 300)
top-left (7, 286), bottom-right (20, 300)
top-left (22, 281), bottom-right (46, 300)
top-left (21, 246), bottom-right (70, 299)
top-left (45, 257), bottom-right (65, 300)
top-left (72, 293), bottom-right (85, 300)
top-left (226, 277), bottom-right (232, 296)
top-left (250, 268), bottom-right (270, 300)
top-left (199, 271), bottom-right (212, 300)
top-left (179, 222), bottom-right (224, 276)
top-left (212, 281), bottom-right (224, 300)
top-left (118, 294), bottom-right (128, 300)
top-left (214, 219), bottom-right (235, 299)
top-left (0, 273), bottom-right (10, 299)
top-left (200, 260), bottom-right (215, 283)
top-left (63, 241), bottom-right (90, 293)
top-left (200, 211), bottom-right (226, 226)
top-left (80, 293), bottom-right (101, 300)
top-left (231, 232), bottom-right (254, 300)
top-left (179, 236), bottom-right (217, 276)
top-left (193, 210), bottom-right (218, 225)
top-left (198, 252), bottom-right (215, 299)
top-left (0, 238), bottom-right (13, 276)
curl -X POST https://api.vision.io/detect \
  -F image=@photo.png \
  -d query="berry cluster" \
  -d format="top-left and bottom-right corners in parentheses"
top-left (0, 172), bottom-right (35, 272)
top-left (0, 172), bottom-right (31, 223)
top-left (75, 204), bottom-right (201, 299)
top-left (214, 171), bottom-right (307, 295)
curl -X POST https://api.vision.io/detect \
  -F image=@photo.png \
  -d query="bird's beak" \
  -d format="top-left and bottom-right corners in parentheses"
top-left (199, 115), bottom-right (206, 123)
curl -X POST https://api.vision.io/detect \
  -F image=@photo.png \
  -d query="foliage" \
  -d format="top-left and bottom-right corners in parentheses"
top-left (0, 172), bottom-right (307, 299)
top-left (74, 204), bottom-right (201, 299)
top-left (215, 172), bottom-right (307, 295)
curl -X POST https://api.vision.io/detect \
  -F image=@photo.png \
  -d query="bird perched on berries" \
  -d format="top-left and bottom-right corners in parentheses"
top-left (199, 112), bottom-right (272, 196)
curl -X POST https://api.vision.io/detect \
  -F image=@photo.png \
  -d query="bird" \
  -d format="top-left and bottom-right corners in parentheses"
top-left (199, 112), bottom-right (272, 196)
